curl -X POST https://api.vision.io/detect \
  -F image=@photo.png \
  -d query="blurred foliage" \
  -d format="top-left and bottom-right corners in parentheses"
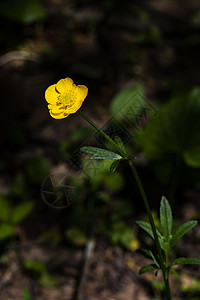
top-left (22, 288), bottom-right (32, 300)
top-left (0, 195), bottom-right (34, 240)
top-left (24, 259), bottom-right (57, 287)
top-left (136, 87), bottom-right (200, 187)
top-left (38, 228), bottom-right (62, 247)
top-left (25, 154), bottom-right (50, 185)
top-left (0, 0), bottom-right (45, 24)
top-left (110, 83), bottom-right (146, 123)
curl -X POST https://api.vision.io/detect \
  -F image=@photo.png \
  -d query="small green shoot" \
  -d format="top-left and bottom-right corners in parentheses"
top-left (136, 196), bottom-right (200, 276)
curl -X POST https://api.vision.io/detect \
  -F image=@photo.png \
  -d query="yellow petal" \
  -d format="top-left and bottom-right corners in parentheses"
top-left (56, 77), bottom-right (74, 93)
top-left (45, 84), bottom-right (59, 104)
top-left (76, 85), bottom-right (88, 101)
top-left (48, 104), bottom-right (63, 114)
top-left (64, 101), bottom-right (83, 114)
top-left (49, 110), bottom-right (69, 119)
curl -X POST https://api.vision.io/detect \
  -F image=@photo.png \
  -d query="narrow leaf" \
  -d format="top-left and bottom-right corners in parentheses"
top-left (136, 248), bottom-right (153, 260)
top-left (114, 136), bottom-right (126, 155)
top-left (169, 268), bottom-right (179, 276)
top-left (136, 221), bottom-right (163, 240)
top-left (80, 146), bottom-right (122, 160)
top-left (139, 264), bottom-right (158, 274)
top-left (170, 257), bottom-right (200, 266)
top-left (170, 220), bottom-right (198, 248)
top-left (110, 160), bottom-right (121, 172)
top-left (136, 221), bottom-right (165, 250)
top-left (150, 251), bottom-right (160, 268)
top-left (160, 196), bottom-right (172, 242)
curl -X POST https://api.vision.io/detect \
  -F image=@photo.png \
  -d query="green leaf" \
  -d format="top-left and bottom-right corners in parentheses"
top-left (136, 220), bottom-right (165, 250)
top-left (136, 248), bottom-right (153, 260)
top-left (136, 248), bottom-right (160, 268)
top-left (160, 196), bottom-right (172, 242)
top-left (170, 257), bottom-right (200, 266)
top-left (0, 196), bottom-right (11, 222)
top-left (65, 227), bottom-right (87, 246)
top-left (24, 259), bottom-right (46, 274)
top-left (39, 272), bottom-right (57, 287)
top-left (22, 288), bottom-right (32, 300)
top-left (136, 221), bottom-right (162, 240)
top-left (170, 220), bottom-right (198, 248)
top-left (110, 160), bottom-right (121, 172)
top-left (139, 264), bottom-right (158, 274)
top-left (110, 84), bottom-right (146, 122)
top-left (81, 146), bottom-right (122, 160)
top-left (0, 224), bottom-right (14, 240)
top-left (137, 88), bottom-right (200, 168)
top-left (11, 201), bottom-right (34, 224)
top-left (169, 268), bottom-right (179, 276)
top-left (184, 146), bottom-right (200, 167)
top-left (114, 136), bottom-right (126, 155)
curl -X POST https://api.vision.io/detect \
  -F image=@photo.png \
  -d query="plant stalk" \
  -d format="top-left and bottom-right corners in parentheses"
top-left (79, 110), bottom-right (171, 299)
top-left (128, 160), bottom-right (171, 299)
top-left (79, 110), bottom-right (118, 150)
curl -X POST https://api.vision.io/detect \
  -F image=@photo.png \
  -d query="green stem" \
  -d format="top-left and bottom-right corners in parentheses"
top-left (79, 110), bottom-right (171, 299)
top-left (128, 161), bottom-right (164, 267)
top-left (79, 110), bottom-right (118, 150)
top-left (164, 274), bottom-right (171, 300)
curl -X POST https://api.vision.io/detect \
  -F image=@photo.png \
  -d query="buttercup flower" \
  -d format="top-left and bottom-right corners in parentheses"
top-left (45, 77), bottom-right (88, 119)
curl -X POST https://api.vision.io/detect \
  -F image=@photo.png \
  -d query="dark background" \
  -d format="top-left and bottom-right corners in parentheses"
top-left (0, 0), bottom-right (200, 299)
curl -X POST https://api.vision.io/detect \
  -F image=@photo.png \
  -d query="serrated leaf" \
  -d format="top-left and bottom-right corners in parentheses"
top-left (114, 136), bottom-right (126, 155)
top-left (169, 268), bottom-right (179, 276)
top-left (0, 224), bottom-right (14, 240)
top-left (139, 264), bottom-right (158, 274)
top-left (80, 146), bottom-right (122, 160)
top-left (110, 160), bottom-right (121, 172)
top-left (170, 257), bottom-right (200, 266)
top-left (11, 201), bottom-right (34, 224)
top-left (170, 220), bottom-right (198, 248)
top-left (160, 196), bottom-right (172, 242)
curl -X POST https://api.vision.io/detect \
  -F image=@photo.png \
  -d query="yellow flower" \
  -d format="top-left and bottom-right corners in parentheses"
top-left (45, 77), bottom-right (88, 119)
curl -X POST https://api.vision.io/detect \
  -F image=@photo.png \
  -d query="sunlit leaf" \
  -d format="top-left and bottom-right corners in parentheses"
top-left (81, 146), bottom-right (122, 160)
top-left (110, 160), bottom-right (121, 172)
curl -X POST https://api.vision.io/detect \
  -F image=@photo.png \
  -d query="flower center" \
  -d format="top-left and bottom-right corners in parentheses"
top-left (58, 90), bottom-right (77, 109)
top-left (64, 94), bottom-right (71, 104)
